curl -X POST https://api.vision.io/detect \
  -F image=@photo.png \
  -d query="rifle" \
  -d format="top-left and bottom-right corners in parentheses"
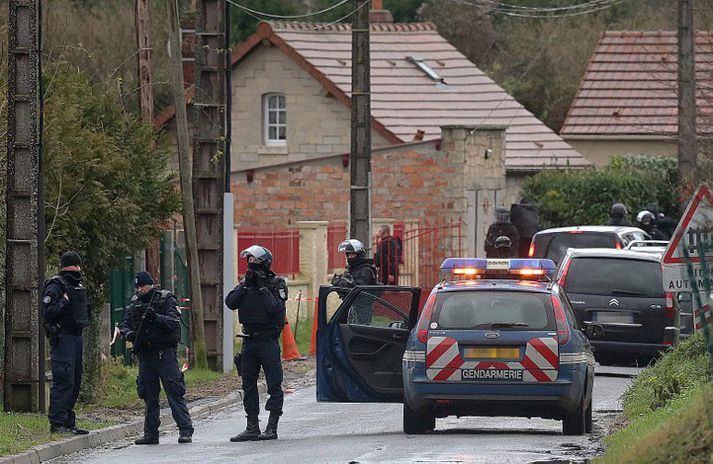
top-left (132, 290), bottom-right (160, 355)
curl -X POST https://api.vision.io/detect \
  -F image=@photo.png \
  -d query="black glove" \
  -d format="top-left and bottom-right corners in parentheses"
top-left (245, 269), bottom-right (259, 287)
top-left (144, 307), bottom-right (157, 323)
top-left (125, 331), bottom-right (137, 343)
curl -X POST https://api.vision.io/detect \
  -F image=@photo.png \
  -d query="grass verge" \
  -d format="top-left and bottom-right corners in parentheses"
top-left (0, 414), bottom-right (108, 457)
top-left (596, 334), bottom-right (713, 464)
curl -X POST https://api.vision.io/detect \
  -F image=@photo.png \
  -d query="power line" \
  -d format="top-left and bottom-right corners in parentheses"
top-left (226, 0), bottom-right (350, 20)
top-left (448, 0), bottom-right (629, 19)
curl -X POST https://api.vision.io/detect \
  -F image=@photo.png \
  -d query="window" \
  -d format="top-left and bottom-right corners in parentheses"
top-left (263, 93), bottom-right (286, 145)
top-left (345, 290), bottom-right (410, 328)
top-left (563, 257), bottom-right (665, 298)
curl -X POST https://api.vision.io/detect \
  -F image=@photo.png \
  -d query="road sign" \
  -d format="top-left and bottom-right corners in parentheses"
top-left (662, 183), bottom-right (713, 292)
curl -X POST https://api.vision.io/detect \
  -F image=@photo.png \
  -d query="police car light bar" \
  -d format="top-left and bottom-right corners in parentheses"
top-left (440, 258), bottom-right (556, 279)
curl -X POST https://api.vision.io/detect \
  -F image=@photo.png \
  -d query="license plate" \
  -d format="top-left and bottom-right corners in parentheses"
top-left (593, 311), bottom-right (633, 324)
top-left (463, 347), bottom-right (521, 360)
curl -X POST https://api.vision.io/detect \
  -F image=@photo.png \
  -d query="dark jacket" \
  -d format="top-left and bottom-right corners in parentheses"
top-left (485, 223), bottom-right (520, 258)
top-left (331, 257), bottom-right (378, 288)
top-left (120, 288), bottom-right (181, 350)
top-left (225, 269), bottom-right (287, 334)
top-left (42, 271), bottom-right (90, 333)
top-left (374, 236), bottom-right (402, 284)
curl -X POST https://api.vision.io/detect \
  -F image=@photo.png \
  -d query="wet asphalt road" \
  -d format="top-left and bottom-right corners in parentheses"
top-left (52, 366), bottom-right (638, 464)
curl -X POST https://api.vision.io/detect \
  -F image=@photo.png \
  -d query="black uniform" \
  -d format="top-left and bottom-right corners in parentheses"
top-left (225, 267), bottom-right (288, 420)
top-left (120, 288), bottom-right (193, 441)
top-left (331, 257), bottom-right (378, 288)
top-left (42, 271), bottom-right (90, 432)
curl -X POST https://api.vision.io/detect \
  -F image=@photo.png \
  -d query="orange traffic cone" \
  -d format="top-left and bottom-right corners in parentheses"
top-left (282, 318), bottom-right (302, 361)
top-left (309, 298), bottom-right (319, 355)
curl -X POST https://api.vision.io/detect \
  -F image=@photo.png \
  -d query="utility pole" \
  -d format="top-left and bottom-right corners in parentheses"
top-left (678, 0), bottom-right (697, 181)
top-left (135, 0), bottom-right (160, 280)
top-left (193, 0), bottom-right (225, 370)
top-left (168, 0), bottom-right (208, 369)
top-left (4, 0), bottom-right (44, 412)
top-left (350, 0), bottom-right (371, 248)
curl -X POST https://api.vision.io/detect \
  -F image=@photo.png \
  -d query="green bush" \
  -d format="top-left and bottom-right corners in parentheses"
top-left (622, 334), bottom-right (712, 418)
top-left (522, 155), bottom-right (682, 229)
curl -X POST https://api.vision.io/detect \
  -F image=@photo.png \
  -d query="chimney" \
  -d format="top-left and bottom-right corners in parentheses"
top-left (180, 13), bottom-right (196, 87)
top-left (370, 0), bottom-right (393, 23)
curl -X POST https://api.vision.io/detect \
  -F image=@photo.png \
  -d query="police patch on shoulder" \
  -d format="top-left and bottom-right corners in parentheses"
top-left (278, 289), bottom-right (286, 299)
top-left (43, 296), bottom-right (51, 304)
top-left (131, 295), bottom-right (138, 302)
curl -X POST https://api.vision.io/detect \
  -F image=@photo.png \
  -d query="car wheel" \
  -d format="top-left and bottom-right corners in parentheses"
top-left (403, 402), bottom-right (435, 434)
top-left (562, 399), bottom-right (586, 436)
top-left (584, 396), bottom-right (593, 433)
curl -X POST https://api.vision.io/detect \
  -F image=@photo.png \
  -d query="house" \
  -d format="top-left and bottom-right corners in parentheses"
top-left (156, 5), bottom-right (590, 262)
top-left (561, 30), bottom-right (713, 166)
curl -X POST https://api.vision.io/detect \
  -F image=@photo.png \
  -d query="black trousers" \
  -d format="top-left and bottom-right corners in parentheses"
top-left (241, 337), bottom-right (283, 418)
top-left (136, 347), bottom-right (194, 438)
top-left (49, 334), bottom-right (83, 429)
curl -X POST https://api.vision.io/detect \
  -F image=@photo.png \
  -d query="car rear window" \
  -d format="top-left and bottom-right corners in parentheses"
top-left (545, 233), bottom-right (616, 264)
top-left (564, 257), bottom-right (665, 298)
top-left (432, 291), bottom-right (555, 330)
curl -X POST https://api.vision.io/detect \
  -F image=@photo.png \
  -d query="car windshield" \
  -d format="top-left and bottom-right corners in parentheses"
top-left (545, 233), bottom-right (615, 264)
top-left (564, 257), bottom-right (665, 298)
top-left (432, 291), bottom-right (554, 330)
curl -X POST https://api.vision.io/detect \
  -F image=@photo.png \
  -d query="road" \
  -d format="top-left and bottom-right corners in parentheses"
top-left (53, 366), bottom-right (638, 464)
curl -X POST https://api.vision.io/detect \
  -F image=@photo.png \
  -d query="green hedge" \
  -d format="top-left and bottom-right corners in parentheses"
top-left (522, 155), bottom-right (682, 229)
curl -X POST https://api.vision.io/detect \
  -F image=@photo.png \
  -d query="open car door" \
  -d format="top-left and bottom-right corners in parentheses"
top-left (316, 285), bottom-right (421, 402)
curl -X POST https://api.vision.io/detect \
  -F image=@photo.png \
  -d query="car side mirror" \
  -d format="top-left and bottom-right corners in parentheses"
top-left (677, 293), bottom-right (692, 303)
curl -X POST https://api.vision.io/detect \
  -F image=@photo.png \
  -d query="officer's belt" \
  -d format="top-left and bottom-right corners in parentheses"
top-left (246, 328), bottom-right (280, 339)
top-left (58, 327), bottom-right (83, 336)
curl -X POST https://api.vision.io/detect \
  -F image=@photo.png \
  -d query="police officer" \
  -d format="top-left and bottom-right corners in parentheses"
top-left (485, 208), bottom-right (520, 258)
top-left (605, 203), bottom-right (633, 226)
top-left (492, 236), bottom-right (513, 259)
top-left (331, 239), bottom-right (378, 288)
top-left (120, 271), bottom-right (193, 445)
top-left (636, 210), bottom-right (668, 240)
top-left (225, 246), bottom-right (288, 442)
top-left (42, 251), bottom-right (90, 434)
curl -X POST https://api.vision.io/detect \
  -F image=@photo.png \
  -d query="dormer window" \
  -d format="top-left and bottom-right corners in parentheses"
top-left (263, 93), bottom-right (286, 145)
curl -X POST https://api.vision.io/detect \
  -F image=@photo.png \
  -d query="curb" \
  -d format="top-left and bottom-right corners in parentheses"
top-left (0, 385), bottom-right (261, 464)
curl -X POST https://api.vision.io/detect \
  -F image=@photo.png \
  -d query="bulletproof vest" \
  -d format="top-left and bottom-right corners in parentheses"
top-left (133, 289), bottom-right (181, 346)
top-left (237, 288), bottom-right (269, 326)
top-left (52, 275), bottom-right (89, 330)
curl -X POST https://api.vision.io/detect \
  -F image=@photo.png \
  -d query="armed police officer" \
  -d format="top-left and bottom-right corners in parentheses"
top-left (331, 239), bottom-right (378, 289)
top-left (225, 246), bottom-right (288, 442)
top-left (42, 251), bottom-right (90, 434)
top-left (120, 271), bottom-right (193, 445)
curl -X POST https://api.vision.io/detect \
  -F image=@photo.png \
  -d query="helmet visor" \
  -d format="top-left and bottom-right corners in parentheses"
top-left (338, 239), bottom-right (364, 253)
top-left (240, 245), bottom-right (268, 263)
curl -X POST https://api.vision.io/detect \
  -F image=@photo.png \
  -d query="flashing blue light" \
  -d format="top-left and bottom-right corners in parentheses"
top-left (439, 258), bottom-right (556, 278)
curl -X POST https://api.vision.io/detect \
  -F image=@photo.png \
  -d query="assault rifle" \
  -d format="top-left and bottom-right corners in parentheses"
top-left (132, 290), bottom-right (160, 355)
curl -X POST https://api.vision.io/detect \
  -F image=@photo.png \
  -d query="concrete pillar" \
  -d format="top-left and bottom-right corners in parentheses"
top-left (297, 221), bottom-right (329, 300)
top-left (441, 125), bottom-right (507, 257)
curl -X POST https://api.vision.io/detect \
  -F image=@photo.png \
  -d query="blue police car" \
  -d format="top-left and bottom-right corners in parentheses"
top-left (316, 258), bottom-right (594, 436)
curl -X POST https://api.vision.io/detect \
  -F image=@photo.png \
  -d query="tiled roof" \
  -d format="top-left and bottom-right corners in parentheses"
top-left (156, 21), bottom-right (589, 170)
top-left (561, 31), bottom-right (713, 137)
top-left (269, 21), bottom-right (587, 170)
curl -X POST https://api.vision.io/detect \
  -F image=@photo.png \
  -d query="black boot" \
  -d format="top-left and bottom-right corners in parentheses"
top-left (134, 435), bottom-right (159, 445)
top-left (230, 416), bottom-right (260, 442)
top-left (258, 412), bottom-right (280, 440)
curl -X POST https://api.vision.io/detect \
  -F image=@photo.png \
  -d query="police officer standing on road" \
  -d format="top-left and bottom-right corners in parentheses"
top-left (331, 239), bottom-right (378, 288)
top-left (120, 271), bottom-right (193, 445)
top-left (42, 251), bottom-right (90, 435)
top-left (225, 246), bottom-right (288, 442)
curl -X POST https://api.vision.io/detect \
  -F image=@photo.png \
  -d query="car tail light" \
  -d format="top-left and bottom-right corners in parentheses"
top-left (551, 295), bottom-right (570, 345)
top-left (665, 292), bottom-right (674, 319)
top-left (528, 243), bottom-right (535, 257)
top-left (557, 258), bottom-right (572, 287)
top-left (416, 293), bottom-right (437, 343)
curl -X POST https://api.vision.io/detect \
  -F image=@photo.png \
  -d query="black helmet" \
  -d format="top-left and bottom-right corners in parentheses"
top-left (338, 239), bottom-right (366, 259)
top-left (494, 235), bottom-right (512, 249)
top-left (610, 203), bottom-right (628, 218)
top-left (239, 245), bottom-right (273, 269)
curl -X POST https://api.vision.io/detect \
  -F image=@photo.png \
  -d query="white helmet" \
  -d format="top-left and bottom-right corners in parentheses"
top-left (338, 239), bottom-right (366, 258)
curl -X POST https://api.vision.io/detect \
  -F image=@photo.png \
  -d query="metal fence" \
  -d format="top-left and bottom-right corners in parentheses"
top-left (237, 228), bottom-right (300, 277)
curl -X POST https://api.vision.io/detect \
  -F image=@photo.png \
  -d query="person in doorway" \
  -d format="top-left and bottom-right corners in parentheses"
top-left (42, 251), bottom-right (91, 434)
top-left (121, 271), bottom-right (193, 445)
top-left (225, 245), bottom-right (288, 442)
top-left (374, 225), bottom-right (403, 285)
top-left (485, 208), bottom-right (520, 258)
